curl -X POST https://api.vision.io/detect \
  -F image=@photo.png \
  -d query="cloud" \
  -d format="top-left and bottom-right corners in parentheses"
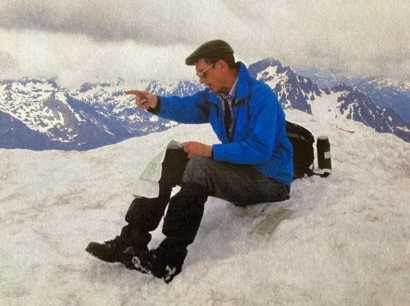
top-left (1, 1), bottom-right (138, 41)
top-left (0, 29), bottom-right (197, 88)
top-left (0, 51), bottom-right (18, 75)
top-left (1, 0), bottom-right (410, 85)
top-left (0, 0), bottom-right (229, 44)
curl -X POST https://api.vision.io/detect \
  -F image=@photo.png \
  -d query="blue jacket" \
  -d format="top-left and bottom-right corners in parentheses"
top-left (157, 62), bottom-right (293, 186)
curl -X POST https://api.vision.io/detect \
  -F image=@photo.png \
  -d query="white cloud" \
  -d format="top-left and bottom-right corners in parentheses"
top-left (0, 50), bottom-right (18, 75)
top-left (0, 29), bottom-right (199, 88)
top-left (1, 0), bottom-right (409, 87)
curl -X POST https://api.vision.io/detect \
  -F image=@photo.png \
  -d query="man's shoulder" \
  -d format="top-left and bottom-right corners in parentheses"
top-left (249, 78), bottom-right (277, 100)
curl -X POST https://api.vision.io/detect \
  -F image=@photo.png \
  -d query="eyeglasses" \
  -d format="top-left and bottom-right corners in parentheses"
top-left (196, 63), bottom-right (214, 78)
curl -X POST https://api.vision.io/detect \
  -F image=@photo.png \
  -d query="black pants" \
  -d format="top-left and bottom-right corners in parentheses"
top-left (124, 148), bottom-right (188, 233)
top-left (124, 148), bottom-right (290, 248)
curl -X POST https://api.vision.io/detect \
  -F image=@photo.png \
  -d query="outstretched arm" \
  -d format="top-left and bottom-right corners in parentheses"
top-left (127, 90), bottom-right (213, 158)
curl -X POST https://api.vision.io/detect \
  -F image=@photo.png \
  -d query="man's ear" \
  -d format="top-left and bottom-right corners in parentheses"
top-left (217, 59), bottom-right (228, 72)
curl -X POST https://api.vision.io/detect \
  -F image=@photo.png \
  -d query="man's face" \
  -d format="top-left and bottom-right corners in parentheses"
top-left (195, 58), bottom-right (223, 93)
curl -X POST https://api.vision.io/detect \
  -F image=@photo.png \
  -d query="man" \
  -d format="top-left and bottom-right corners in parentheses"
top-left (86, 39), bottom-right (293, 283)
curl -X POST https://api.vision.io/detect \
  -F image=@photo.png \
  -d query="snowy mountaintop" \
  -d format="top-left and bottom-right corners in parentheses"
top-left (294, 66), bottom-right (410, 123)
top-left (366, 77), bottom-right (410, 92)
top-left (1, 109), bottom-right (409, 305)
top-left (249, 58), bottom-right (321, 113)
top-left (0, 78), bottom-right (72, 135)
top-left (251, 59), bottom-right (410, 141)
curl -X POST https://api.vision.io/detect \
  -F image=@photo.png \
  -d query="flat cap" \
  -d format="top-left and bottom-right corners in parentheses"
top-left (185, 39), bottom-right (234, 65)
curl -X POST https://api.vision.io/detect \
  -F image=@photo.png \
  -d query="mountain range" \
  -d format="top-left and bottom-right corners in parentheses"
top-left (1, 58), bottom-right (410, 150)
top-left (295, 66), bottom-right (410, 123)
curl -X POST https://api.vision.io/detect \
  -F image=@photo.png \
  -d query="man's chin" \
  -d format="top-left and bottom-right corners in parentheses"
top-left (208, 86), bottom-right (217, 93)
top-left (208, 85), bottom-right (225, 94)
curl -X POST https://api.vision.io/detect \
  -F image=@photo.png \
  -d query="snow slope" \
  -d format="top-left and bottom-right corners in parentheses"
top-left (1, 110), bottom-right (410, 306)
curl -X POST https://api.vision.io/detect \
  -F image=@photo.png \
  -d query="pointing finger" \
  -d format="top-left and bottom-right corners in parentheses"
top-left (125, 90), bottom-right (145, 96)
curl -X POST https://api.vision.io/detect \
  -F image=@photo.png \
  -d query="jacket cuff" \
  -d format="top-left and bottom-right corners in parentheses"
top-left (148, 96), bottom-right (161, 114)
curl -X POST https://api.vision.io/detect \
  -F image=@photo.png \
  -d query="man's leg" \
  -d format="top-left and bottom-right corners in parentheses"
top-left (86, 148), bottom-right (188, 263)
top-left (122, 181), bottom-right (208, 282)
top-left (123, 157), bottom-right (289, 281)
top-left (181, 157), bottom-right (290, 205)
top-left (157, 147), bottom-right (190, 198)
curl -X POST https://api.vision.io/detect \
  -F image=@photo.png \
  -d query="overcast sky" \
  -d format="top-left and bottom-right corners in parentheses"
top-left (1, 0), bottom-right (409, 88)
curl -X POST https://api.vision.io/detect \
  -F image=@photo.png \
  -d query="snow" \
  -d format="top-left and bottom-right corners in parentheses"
top-left (310, 91), bottom-right (343, 122)
top-left (1, 110), bottom-right (410, 306)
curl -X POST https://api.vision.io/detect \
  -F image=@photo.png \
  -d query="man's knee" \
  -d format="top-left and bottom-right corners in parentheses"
top-left (186, 156), bottom-right (213, 169)
top-left (182, 157), bottom-right (216, 185)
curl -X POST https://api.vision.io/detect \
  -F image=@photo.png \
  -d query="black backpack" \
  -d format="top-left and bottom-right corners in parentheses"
top-left (286, 121), bottom-right (327, 180)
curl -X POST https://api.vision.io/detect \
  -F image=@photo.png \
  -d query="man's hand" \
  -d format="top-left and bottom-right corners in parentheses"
top-left (182, 141), bottom-right (213, 159)
top-left (125, 90), bottom-right (158, 110)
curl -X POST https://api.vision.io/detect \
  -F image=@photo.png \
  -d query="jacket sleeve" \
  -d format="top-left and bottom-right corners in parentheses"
top-left (212, 86), bottom-right (282, 165)
top-left (155, 91), bottom-right (209, 124)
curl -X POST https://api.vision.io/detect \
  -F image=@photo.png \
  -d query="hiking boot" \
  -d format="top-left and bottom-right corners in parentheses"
top-left (122, 246), bottom-right (185, 283)
top-left (86, 236), bottom-right (148, 263)
top-left (86, 236), bottom-right (127, 263)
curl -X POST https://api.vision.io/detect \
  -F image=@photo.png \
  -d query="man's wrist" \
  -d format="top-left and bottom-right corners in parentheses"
top-left (148, 96), bottom-right (161, 113)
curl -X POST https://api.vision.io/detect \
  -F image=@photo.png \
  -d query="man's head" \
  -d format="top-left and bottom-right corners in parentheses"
top-left (185, 40), bottom-right (238, 93)
top-left (185, 39), bottom-right (235, 67)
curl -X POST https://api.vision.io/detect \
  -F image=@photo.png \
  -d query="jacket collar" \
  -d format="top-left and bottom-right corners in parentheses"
top-left (235, 62), bottom-right (251, 103)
